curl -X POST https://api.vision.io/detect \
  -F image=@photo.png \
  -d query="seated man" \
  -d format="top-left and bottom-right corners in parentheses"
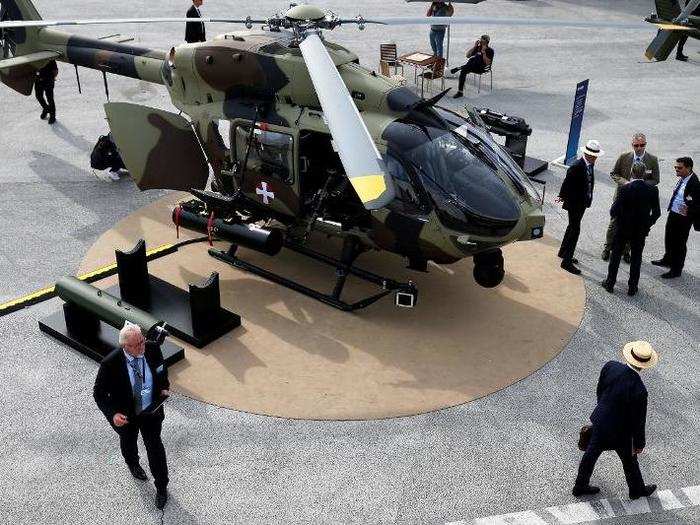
top-left (451, 35), bottom-right (494, 99)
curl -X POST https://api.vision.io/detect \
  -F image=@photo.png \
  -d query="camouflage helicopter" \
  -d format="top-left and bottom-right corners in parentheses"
top-left (645, 0), bottom-right (700, 60)
top-left (0, 1), bottom-right (649, 310)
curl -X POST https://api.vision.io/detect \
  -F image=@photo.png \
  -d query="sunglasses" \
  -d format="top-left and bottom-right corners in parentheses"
top-left (632, 144), bottom-right (646, 148)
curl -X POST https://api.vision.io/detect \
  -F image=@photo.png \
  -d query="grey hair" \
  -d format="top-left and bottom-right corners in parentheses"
top-left (632, 132), bottom-right (646, 143)
top-left (631, 162), bottom-right (646, 179)
top-left (118, 321), bottom-right (142, 345)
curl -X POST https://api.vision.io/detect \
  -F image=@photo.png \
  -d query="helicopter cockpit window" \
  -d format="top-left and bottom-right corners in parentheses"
top-left (384, 153), bottom-right (430, 214)
top-left (234, 125), bottom-right (294, 185)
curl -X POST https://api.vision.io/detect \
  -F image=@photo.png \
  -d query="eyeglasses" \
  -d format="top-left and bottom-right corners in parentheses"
top-left (674, 166), bottom-right (685, 170)
top-left (632, 143), bottom-right (646, 148)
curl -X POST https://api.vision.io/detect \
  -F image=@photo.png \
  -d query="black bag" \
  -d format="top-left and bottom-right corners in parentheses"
top-left (90, 133), bottom-right (125, 172)
top-left (578, 425), bottom-right (592, 451)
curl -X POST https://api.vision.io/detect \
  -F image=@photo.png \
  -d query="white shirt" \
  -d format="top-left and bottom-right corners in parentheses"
top-left (670, 175), bottom-right (690, 214)
top-left (123, 350), bottom-right (154, 409)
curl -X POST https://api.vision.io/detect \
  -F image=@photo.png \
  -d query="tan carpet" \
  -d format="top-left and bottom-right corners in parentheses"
top-left (79, 192), bottom-right (585, 420)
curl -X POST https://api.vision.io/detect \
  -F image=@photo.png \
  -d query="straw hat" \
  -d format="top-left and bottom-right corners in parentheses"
top-left (581, 139), bottom-right (605, 157)
top-left (622, 340), bottom-right (658, 370)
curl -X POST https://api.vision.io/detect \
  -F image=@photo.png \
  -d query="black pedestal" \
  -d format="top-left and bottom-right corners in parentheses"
top-left (524, 156), bottom-right (549, 177)
top-left (105, 275), bottom-right (241, 349)
top-left (39, 310), bottom-right (184, 365)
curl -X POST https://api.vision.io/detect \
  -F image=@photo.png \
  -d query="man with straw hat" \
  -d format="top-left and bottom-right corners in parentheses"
top-left (573, 341), bottom-right (658, 499)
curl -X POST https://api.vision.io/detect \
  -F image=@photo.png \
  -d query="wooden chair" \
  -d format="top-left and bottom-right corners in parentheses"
top-left (419, 57), bottom-right (446, 96)
top-left (379, 43), bottom-right (404, 76)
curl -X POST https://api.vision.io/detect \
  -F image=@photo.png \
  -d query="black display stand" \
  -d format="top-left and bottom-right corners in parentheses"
top-left (39, 303), bottom-right (184, 365)
top-left (110, 240), bottom-right (240, 348)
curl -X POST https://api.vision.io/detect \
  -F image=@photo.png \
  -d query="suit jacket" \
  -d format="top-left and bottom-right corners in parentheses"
top-left (590, 361), bottom-right (647, 449)
top-left (185, 5), bottom-right (206, 43)
top-left (559, 157), bottom-right (594, 211)
top-left (93, 343), bottom-right (170, 426)
top-left (610, 179), bottom-right (661, 237)
top-left (610, 151), bottom-right (660, 188)
top-left (670, 172), bottom-right (700, 230)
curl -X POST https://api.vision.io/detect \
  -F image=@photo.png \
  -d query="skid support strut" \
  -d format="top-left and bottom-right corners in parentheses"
top-left (209, 238), bottom-right (417, 311)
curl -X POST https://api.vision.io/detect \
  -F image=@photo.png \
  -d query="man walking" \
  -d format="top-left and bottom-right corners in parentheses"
top-left (602, 162), bottom-right (661, 296)
top-left (602, 133), bottom-right (660, 262)
top-left (35, 59), bottom-right (58, 124)
top-left (556, 140), bottom-right (604, 275)
top-left (93, 322), bottom-right (171, 509)
top-left (573, 341), bottom-right (658, 500)
top-left (185, 0), bottom-right (206, 43)
top-left (652, 157), bottom-right (699, 278)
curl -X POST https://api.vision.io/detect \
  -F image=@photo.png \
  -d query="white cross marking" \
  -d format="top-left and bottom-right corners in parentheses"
top-left (256, 181), bottom-right (275, 205)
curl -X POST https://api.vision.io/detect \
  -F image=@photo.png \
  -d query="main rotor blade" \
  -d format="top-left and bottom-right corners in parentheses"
top-left (298, 31), bottom-right (394, 210)
top-left (353, 16), bottom-right (650, 30)
top-left (0, 17), bottom-right (266, 30)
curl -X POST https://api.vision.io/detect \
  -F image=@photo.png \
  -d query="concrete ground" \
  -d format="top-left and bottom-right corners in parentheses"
top-left (0, 0), bottom-right (698, 524)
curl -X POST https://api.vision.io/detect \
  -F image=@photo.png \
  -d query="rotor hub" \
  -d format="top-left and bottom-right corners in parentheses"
top-left (285, 4), bottom-right (326, 23)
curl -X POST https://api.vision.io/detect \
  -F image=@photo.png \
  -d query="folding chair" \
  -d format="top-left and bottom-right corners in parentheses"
top-left (471, 63), bottom-right (493, 93)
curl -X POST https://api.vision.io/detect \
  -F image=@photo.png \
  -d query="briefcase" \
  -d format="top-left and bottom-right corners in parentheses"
top-left (578, 425), bottom-right (592, 451)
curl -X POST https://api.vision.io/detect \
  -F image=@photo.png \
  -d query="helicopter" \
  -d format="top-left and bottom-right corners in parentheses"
top-left (645, 0), bottom-right (700, 61)
top-left (0, 1), bottom-right (653, 310)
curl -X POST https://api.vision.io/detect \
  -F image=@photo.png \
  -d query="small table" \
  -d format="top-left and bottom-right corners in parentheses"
top-left (398, 52), bottom-right (439, 96)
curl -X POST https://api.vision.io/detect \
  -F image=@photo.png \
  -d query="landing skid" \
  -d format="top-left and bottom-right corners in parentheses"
top-left (209, 239), bottom-right (418, 312)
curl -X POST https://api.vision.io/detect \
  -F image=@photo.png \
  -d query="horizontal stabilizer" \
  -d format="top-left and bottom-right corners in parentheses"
top-left (0, 50), bottom-right (59, 70)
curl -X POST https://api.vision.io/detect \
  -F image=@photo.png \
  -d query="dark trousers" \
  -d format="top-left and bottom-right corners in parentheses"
top-left (35, 81), bottom-right (55, 118)
top-left (575, 433), bottom-right (645, 494)
top-left (115, 411), bottom-right (169, 490)
top-left (559, 208), bottom-right (585, 262)
top-left (456, 57), bottom-right (486, 91)
top-left (606, 232), bottom-right (646, 290)
top-left (677, 34), bottom-right (688, 55)
top-left (662, 211), bottom-right (691, 273)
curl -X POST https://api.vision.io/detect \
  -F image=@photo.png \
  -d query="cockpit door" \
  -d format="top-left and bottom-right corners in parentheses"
top-left (232, 121), bottom-right (300, 218)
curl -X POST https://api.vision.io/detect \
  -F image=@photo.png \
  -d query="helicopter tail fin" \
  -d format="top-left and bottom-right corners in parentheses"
top-left (0, 0), bottom-right (50, 95)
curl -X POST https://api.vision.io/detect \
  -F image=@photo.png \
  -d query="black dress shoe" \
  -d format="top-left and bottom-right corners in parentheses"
top-left (651, 258), bottom-right (670, 267)
top-left (627, 287), bottom-right (638, 296)
top-left (40, 109), bottom-right (48, 120)
top-left (450, 66), bottom-right (460, 74)
top-left (601, 280), bottom-right (614, 293)
top-left (676, 53), bottom-right (688, 62)
top-left (561, 261), bottom-right (581, 275)
top-left (660, 271), bottom-right (681, 279)
top-left (48, 115), bottom-right (56, 124)
top-left (156, 489), bottom-right (168, 510)
top-left (452, 91), bottom-right (463, 99)
top-left (572, 484), bottom-right (600, 497)
top-left (601, 248), bottom-right (610, 261)
top-left (128, 464), bottom-right (148, 481)
top-left (630, 484), bottom-right (657, 500)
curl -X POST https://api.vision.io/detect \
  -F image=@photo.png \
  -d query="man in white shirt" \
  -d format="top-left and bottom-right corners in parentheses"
top-left (652, 157), bottom-right (699, 278)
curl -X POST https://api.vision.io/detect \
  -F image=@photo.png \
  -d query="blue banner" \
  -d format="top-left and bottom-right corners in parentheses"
top-left (564, 79), bottom-right (589, 166)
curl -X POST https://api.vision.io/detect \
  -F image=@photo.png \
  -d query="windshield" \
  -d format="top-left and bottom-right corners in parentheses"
top-left (384, 119), bottom-right (521, 237)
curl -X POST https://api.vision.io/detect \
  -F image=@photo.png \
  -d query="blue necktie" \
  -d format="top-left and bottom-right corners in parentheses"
top-left (668, 178), bottom-right (684, 212)
top-left (130, 358), bottom-right (143, 414)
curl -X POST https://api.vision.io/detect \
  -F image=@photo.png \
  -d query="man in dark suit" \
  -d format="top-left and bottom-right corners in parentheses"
top-left (35, 59), bottom-right (58, 124)
top-left (94, 322), bottom-right (171, 509)
top-left (602, 162), bottom-right (661, 296)
top-left (675, 2), bottom-right (700, 61)
top-left (573, 341), bottom-right (658, 500)
top-left (185, 0), bottom-right (206, 43)
top-left (602, 133), bottom-right (660, 262)
top-left (556, 140), bottom-right (604, 275)
top-left (652, 157), bottom-right (699, 278)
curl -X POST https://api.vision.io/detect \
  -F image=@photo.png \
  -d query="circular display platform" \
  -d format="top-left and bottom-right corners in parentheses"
top-left (80, 193), bottom-right (585, 420)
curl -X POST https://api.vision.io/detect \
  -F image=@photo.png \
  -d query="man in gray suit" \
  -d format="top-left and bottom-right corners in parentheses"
top-left (602, 133), bottom-right (660, 262)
